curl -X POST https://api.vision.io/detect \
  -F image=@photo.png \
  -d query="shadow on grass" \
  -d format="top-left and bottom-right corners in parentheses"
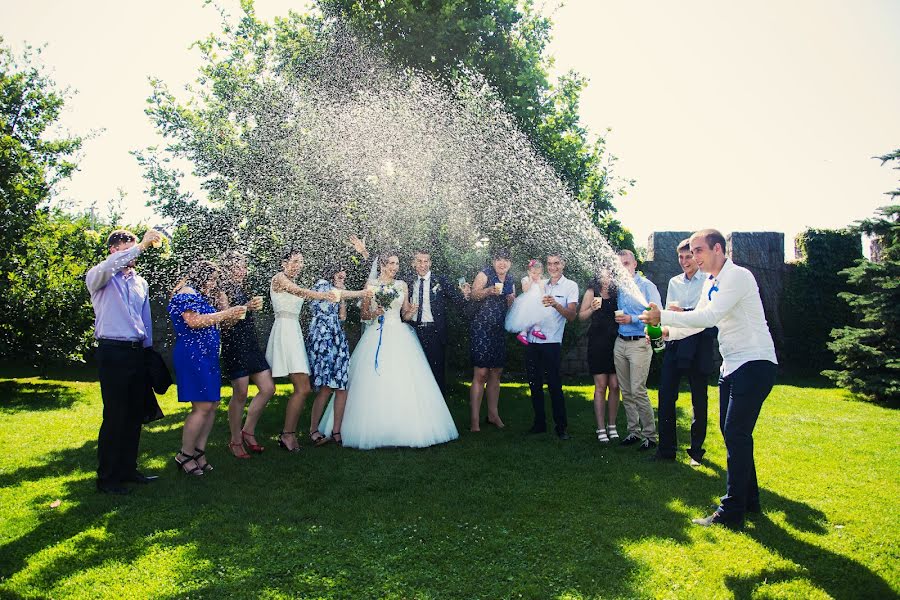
top-left (0, 380), bottom-right (895, 598)
top-left (0, 380), bottom-right (84, 414)
top-left (0, 362), bottom-right (100, 383)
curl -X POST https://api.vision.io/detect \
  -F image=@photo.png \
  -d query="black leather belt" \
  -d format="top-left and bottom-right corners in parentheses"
top-left (618, 334), bottom-right (645, 341)
top-left (98, 338), bottom-right (144, 349)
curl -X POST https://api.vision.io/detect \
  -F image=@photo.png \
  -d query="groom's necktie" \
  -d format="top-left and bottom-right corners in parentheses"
top-left (417, 278), bottom-right (425, 324)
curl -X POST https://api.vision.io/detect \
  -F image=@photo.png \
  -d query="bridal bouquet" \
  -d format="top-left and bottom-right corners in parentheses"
top-left (373, 283), bottom-right (400, 314)
top-left (371, 282), bottom-right (400, 373)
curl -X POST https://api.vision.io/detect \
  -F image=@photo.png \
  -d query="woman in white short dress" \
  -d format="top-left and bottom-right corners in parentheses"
top-left (266, 248), bottom-right (337, 452)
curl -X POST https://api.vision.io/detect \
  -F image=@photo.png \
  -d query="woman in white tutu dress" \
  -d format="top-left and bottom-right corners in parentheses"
top-left (320, 251), bottom-right (459, 449)
top-left (505, 259), bottom-right (554, 345)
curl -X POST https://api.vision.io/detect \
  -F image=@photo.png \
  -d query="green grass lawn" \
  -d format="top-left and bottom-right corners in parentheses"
top-left (0, 370), bottom-right (897, 599)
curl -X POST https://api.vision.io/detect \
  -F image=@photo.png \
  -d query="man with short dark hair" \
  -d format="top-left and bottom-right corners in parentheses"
top-left (614, 249), bottom-right (662, 451)
top-left (86, 228), bottom-right (162, 494)
top-left (405, 249), bottom-right (470, 396)
top-left (526, 253), bottom-right (579, 439)
top-left (641, 228), bottom-right (777, 529)
top-left (652, 239), bottom-right (715, 465)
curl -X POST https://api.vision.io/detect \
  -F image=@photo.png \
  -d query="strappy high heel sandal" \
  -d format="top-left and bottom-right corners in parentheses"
top-left (228, 440), bottom-right (251, 459)
top-left (309, 430), bottom-right (329, 447)
top-left (278, 431), bottom-right (301, 452)
top-left (193, 449), bottom-right (213, 472)
top-left (241, 430), bottom-right (265, 453)
top-left (332, 431), bottom-right (343, 447)
top-left (596, 428), bottom-right (610, 444)
top-left (607, 425), bottom-right (619, 441)
top-left (174, 451), bottom-right (204, 476)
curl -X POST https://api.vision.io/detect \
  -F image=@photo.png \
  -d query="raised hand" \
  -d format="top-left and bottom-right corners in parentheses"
top-left (349, 234), bottom-right (369, 259)
top-left (140, 229), bottom-right (163, 249)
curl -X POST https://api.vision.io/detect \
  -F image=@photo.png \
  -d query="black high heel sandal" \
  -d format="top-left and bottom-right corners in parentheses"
top-left (278, 431), bottom-right (301, 452)
top-left (310, 430), bottom-right (329, 447)
top-left (174, 452), bottom-right (204, 476)
top-left (332, 431), bottom-right (343, 447)
top-left (193, 449), bottom-right (213, 472)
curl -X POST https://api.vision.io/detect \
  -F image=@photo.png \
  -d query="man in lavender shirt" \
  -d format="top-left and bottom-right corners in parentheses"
top-left (87, 228), bottom-right (161, 494)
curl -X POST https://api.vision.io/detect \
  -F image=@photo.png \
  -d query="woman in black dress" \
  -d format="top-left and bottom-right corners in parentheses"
top-left (221, 252), bottom-right (275, 458)
top-left (468, 248), bottom-right (515, 431)
top-left (578, 271), bottom-right (620, 443)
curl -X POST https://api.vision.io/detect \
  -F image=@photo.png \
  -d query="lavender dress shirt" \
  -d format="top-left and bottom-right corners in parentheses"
top-left (86, 245), bottom-right (153, 347)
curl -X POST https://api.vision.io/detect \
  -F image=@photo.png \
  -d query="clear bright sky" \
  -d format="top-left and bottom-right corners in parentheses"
top-left (4, 0), bottom-right (900, 259)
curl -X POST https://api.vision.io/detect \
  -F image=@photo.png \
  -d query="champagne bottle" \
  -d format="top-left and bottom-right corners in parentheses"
top-left (645, 308), bottom-right (665, 353)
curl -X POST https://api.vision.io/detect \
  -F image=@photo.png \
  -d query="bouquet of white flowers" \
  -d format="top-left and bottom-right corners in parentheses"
top-left (373, 283), bottom-right (400, 314)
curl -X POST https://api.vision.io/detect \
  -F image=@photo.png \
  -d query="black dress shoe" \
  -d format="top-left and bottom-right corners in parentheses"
top-left (638, 439), bottom-right (658, 451)
top-left (125, 472), bottom-right (159, 484)
top-left (96, 481), bottom-right (131, 495)
top-left (647, 453), bottom-right (675, 462)
top-left (692, 511), bottom-right (742, 530)
top-left (527, 425), bottom-right (547, 434)
top-left (620, 433), bottom-right (641, 446)
top-left (556, 431), bottom-right (571, 440)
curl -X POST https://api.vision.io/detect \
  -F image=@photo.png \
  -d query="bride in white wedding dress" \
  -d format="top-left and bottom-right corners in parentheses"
top-left (319, 252), bottom-right (459, 449)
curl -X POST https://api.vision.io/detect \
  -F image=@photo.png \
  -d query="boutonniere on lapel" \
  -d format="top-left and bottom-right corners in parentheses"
top-left (432, 283), bottom-right (441, 294)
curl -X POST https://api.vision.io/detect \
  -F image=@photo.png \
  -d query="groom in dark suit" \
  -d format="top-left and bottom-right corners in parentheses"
top-left (406, 249), bottom-right (470, 396)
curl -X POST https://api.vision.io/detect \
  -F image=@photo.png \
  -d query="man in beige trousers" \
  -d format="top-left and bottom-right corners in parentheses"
top-left (613, 250), bottom-right (662, 451)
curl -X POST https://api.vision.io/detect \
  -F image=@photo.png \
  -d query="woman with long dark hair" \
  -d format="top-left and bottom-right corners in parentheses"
top-left (220, 251), bottom-right (275, 458)
top-left (168, 260), bottom-right (247, 475)
top-left (265, 248), bottom-right (338, 452)
top-left (578, 270), bottom-right (621, 443)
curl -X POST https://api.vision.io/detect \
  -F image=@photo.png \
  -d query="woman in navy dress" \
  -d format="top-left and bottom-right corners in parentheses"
top-left (220, 252), bottom-right (274, 459)
top-left (306, 264), bottom-right (370, 446)
top-left (468, 248), bottom-right (515, 431)
top-left (168, 260), bottom-right (247, 476)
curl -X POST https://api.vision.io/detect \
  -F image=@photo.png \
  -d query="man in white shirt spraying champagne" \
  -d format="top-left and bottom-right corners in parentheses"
top-left (640, 229), bottom-right (777, 530)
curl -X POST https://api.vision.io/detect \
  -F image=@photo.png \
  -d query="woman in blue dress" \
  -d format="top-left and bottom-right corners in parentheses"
top-left (168, 260), bottom-right (248, 476)
top-left (468, 248), bottom-right (515, 432)
top-left (306, 264), bottom-right (370, 446)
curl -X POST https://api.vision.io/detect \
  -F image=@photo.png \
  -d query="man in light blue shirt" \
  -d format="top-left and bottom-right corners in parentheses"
top-left (613, 250), bottom-right (661, 450)
top-left (86, 228), bottom-right (161, 494)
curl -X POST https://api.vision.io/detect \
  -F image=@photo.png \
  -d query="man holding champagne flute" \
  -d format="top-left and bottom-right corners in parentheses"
top-left (526, 253), bottom-right (579, 439)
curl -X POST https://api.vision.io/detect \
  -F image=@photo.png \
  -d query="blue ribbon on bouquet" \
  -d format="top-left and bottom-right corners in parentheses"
top-left (374, 314), bottom-right (385, 373)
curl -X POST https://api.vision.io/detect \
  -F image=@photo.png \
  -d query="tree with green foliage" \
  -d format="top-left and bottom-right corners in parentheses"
top-left (823, 150), bottom-right (900, 404)
top-left (0, 39), bottom-right (85, 363)
top-left (318, 0), bottom-right (634, 244)
top-left (781, 228), bottom-right (862, 373)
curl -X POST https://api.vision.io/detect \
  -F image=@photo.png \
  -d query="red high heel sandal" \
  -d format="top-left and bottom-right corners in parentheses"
top-left (241, 430), bottom-right (265, 453)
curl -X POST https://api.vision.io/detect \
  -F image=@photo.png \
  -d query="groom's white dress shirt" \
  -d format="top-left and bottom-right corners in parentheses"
top-left (412, 272), bottom-right (434, 323)
top-left (662, 259), bottom-right (777, 377)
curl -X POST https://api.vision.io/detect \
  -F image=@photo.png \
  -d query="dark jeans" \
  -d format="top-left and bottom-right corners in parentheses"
top-left (717, 360), bottom-right (777, 520)
top-left (657, 348), bottom-right (709, 459)
top-left (526, 343), bottom-right (567, 433)
top-left (414, 325), bottom-right (446, 396)
top-left (96, 342), bottom-right (147, 484)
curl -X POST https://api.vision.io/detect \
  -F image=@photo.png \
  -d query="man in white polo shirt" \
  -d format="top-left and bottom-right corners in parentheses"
top-left (641, 229), bottom-right (777, 530)
top-left (526, 253), bottom-right (579, 440)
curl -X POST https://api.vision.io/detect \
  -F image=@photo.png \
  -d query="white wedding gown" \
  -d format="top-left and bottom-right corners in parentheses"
top-left (319, 280), bottom-right (459, 449)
